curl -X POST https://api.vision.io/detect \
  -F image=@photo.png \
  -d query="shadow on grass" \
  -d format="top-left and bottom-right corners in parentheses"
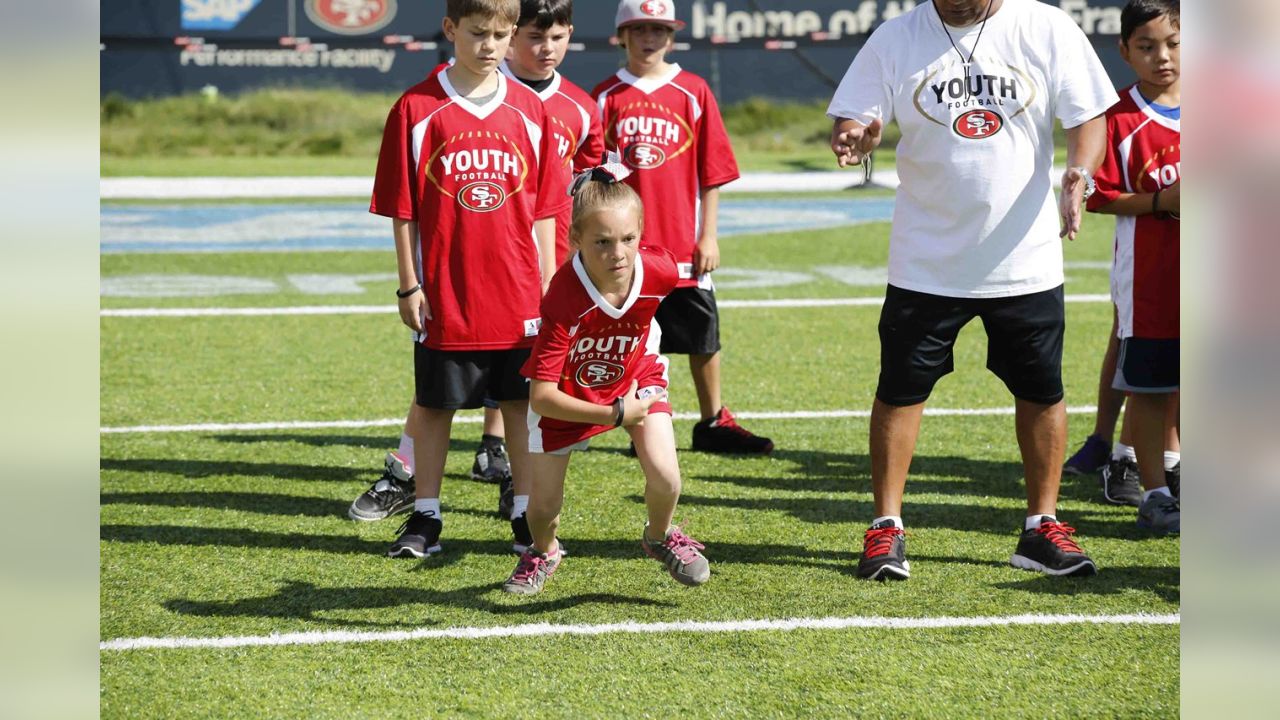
top-left (101, 491), bottom-right (347, 518)
top-left (100, 455), bottom-right (473, 484)
top-left (992, 565), bottom-right (1180, 604)
top-left (164, 580), bottom-right (672, 626)
top-left (209, 435), bottom-right (486, 452)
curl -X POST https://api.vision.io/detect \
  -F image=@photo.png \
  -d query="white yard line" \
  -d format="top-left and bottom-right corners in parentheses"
top-left (100, 406), bottom-right (1099, 435)
top-left (101, 294), bottom-right (1111, 318)
top-left (100, 612), bottom-right (1179, 652)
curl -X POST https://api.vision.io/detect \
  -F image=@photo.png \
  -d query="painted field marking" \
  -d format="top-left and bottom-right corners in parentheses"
top-left (100, 612), bottom-right (1179, 652)
top-left (100, 406), bottom-right (1099, 435)
top-left (100, 294), bottom-right (1112, 318)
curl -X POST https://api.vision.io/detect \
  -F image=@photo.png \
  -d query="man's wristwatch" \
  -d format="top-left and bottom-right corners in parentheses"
top-left (1073, 166), bottom-right (1096, 201)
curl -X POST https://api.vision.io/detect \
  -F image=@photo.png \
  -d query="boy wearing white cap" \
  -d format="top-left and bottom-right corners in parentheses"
top-left (592, 0), bottom-right (774, 455)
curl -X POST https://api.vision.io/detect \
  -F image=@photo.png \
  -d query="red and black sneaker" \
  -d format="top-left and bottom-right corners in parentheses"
top-left (856, 519), bottom-right (910, 581)
top-left (1010, 518), bottom-right (1097, 576)
top-left (691, 406), bottom-right (774, 455)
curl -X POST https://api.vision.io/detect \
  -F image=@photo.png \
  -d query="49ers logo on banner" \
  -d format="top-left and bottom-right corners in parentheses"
top-left (953, 109), bottom-right (1003, 139)
top-left (426, 131), bottom-right (529, 213)
top-left (305, 0), bottom-right (397, 35)
top-left (576, 360), bottom-right (625, 388)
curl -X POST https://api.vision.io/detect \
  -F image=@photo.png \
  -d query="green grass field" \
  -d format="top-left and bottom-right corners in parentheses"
top-left (100, 204), bottom-right (1178, 717)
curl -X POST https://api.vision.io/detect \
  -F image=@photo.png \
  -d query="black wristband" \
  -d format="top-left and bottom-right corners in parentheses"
top-left (396, 283), bottom-right (421, 299)
top-left (612, 397), bottom-right (625, 427)
top-left (1151, 190), bottom-right (1162, 217)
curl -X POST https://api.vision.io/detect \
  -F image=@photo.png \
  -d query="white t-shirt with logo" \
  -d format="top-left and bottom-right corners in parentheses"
top-left (827, 0), bottom-right (1118, 298)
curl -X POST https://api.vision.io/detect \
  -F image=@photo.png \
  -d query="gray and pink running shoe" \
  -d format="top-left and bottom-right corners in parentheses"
top-left (641, 524), bottom-right (710, 586)
top-left (502, 545), bottom-right (563, 595)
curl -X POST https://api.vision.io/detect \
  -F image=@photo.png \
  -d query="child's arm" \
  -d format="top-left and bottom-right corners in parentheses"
top-left (530, 379), bottom-right (666, 427)
top-left (393, 218), bottom-right (428, 331)
top-left (535, 216), bottom-right (557, 294)
top-left (694, 186), bottom-right (721, 277)
top-left (1091, 180), bottom-right (1179, 217)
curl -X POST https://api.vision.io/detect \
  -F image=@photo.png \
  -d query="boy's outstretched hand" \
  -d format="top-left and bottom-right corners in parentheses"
top-left (1059, 166), bottom-right (1089, 240)
top-left (398, 288), bottom-right (430, 333)
top-left (831, 118), bottom-right (883, 169)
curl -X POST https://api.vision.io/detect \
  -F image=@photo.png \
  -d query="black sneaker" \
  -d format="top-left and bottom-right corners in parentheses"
top-left (691, 407), bottom-right (774, 455)
top-left (1100, 457), bottom-right (1142, 507)
top-left (1165, 462), bottom-right (1180, 499)
top-left (348, 451), bottom-right (415, 521)
top-left (1063, 434), bottom-right (1111, 475)
top-left (1137, 492), bottom-right (1180, 534)
top-left (1010, 519), bottom-right (1096, 576)
top-left (856, 520), bottom-right (910, 581)
top-left (497, 476), bottom-right (514, 520)
top-left (470, 434), bottom-right (511, 483)
top-left (386, 510), bottom-right (442, 558)
top-left (511, 513), bottom-right (533, 554)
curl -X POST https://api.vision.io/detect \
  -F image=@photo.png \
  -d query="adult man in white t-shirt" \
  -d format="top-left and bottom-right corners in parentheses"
top-left (827, 0), bottom-right (1118, 580)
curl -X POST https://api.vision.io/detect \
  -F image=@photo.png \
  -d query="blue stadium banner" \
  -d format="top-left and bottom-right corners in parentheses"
top-left (102, 1), bottom-right (1128, 100)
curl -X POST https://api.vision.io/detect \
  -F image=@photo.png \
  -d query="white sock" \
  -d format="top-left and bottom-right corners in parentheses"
top-left (1113, 443), bottom-right (1136, 462)
top-left (872, 515), bottom-right (903, 529)
top-left (397, 433), bottom-right (415, 469)
top-left (1142, 486), bottom-right (1173, 503)
top-left (511, 495), bottom-right (529, 520)
top-left (413, 498), bottom-right (441, 518)
top-left (1025, 514), bottom-right (1057, 530)
top-left (1163, 451), bottom-right (1180, 471)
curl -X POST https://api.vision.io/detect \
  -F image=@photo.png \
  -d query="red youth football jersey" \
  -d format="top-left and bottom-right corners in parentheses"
top-left (523, 246), bottom-right (679, 452)
top-left (592, 66), bottom-right (740, 287)
top-left (502, 63), bottom-right (606, 264)
top-left (1088, 84), bottom-right (1180, 340)
top-left (371, 70), bottom-right (570, 350)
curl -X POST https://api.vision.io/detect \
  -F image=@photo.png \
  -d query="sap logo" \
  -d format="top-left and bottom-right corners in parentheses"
top-left (181, 0), bottom-right (262, 31)
top-left (575, 361), bottom-right (625, 388)
top-left (625, 143), bottom-right (666, 169)
top-left (440, 149), bottom-right (521, 176)
top-left (953, 109), bottom-right (1003, 139)
top-left (458, 182), bottom-right (507, 212)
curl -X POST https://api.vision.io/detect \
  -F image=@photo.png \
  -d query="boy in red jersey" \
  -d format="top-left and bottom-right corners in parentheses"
top-left (502, 163), bottom-right (710, 594)
top-left (591, 0), bottom-right (773, 455)
top-left (1087, 0), bottom-right (1181, 534)
top-left (368, 0), bottom-right (569, 558)
top-left (503, 0), bottom-right (605, 265)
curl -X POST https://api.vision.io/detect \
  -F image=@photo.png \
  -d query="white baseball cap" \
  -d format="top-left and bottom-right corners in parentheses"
top-left (616, 0), bottom-right (686, 32)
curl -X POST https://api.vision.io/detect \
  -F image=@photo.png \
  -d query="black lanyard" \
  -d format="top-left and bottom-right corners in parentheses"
top-left (938, 0), bottom-right (994, 99)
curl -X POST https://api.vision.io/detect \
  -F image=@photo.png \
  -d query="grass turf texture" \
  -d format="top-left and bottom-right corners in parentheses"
top-left (100, 213), bottom-right (1177, 717)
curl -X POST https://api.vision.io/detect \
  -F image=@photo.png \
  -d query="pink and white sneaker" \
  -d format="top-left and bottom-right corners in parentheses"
top-left (641, 524), bottom-right (710, 586)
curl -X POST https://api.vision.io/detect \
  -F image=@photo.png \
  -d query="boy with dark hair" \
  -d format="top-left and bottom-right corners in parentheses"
top-left (592, 0), bottom-right (773, 455)
top-left (1087, 0), bottom-right (1181, 532)
top-left (368, 0), bottom-right (569, 557)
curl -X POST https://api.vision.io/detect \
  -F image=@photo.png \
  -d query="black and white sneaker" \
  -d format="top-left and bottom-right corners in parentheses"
top-left (470, 434), bottom-right (511, 483)
top-left (1137, 492), bottom-right (1180, 534)
top-left (1165, 462), bottom-right (1180, 499)
top-left (511, 513), bottom-right (533, 554)
top-left (856, 520), bottom-right (910, 581)
top-left (497, 476), bottom-right (515, 520)
top-left (1010, 519), bottom-right (1097, 577)
top-left (386, 511), bottom-right (442, 558)
top-left (348, 451), bottom-right (415, 521)
top-left (1100, 457), bottom-right (1142, 507)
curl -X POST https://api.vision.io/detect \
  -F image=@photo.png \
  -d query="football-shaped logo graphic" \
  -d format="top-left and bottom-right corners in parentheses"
top-left (640, 0), bottom-right (667, 17)
top-left (624, 142), bottom-right (666, 169)
top-left (953, 109), bottom-right (1004, 139)
top-left (458, 182), bottom-right (507, 212)
top-left (576, 361), bottom-right (625, 387)
top-left (306, 0), bottom-right (396, 35)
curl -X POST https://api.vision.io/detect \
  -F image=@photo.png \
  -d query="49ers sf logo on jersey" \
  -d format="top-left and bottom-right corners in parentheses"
top-left (625, 143), bottom-right (666, 169)
top-left (458, 182), bottom-right (507, 212)
top-left (306, 0), bottom-right (396, 35)
top-left (576, 360), bottom-right (625, 387)
top-left (953, 109), bottom-right (1003, 139)
top-left (426, 131), bottom-right (529, 213)
top-left (610, 101), bottom-right (692, 171)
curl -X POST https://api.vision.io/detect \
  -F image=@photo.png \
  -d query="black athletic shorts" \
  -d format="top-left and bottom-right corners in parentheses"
top-left (654, 286), bottom-right (721, 355)
top-left (1113, 337), bottom-right (1179, 393)
top-left (876, 284), bottom-right (1066, 406)
top-left (414, 345), bottom-right (531, 410)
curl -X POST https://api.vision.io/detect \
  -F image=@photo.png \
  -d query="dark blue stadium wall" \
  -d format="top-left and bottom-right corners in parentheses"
top-left (101, 1), bottom-right (1130, 102)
